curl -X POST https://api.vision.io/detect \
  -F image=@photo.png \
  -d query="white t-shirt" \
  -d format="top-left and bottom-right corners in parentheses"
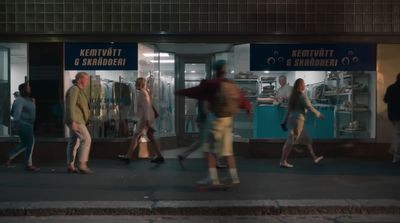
top-left (277, 84), bottom-right (292, 100)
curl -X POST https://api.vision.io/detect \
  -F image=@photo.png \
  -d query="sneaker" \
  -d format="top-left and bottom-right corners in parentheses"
top-left (25, 165), bottom-right (40, 172)
top-left (197, 177), bottom-right (221, 186)
top-left (197, 177), bottom-right (213, 185)
top-left (221, 177), bottom-right (240, 185)
top-left (177, 155), bottom-right (185, 170)
top-left (151, 156), bottom-right (165, 164)
top-left (231, 177), bottom-right (241, 184)
top-left (314, 156), bottom-right (324, 164)
top-left (117, 155), bottom-right (131, 164)
top-left (280, 162), bottom-right (294, 168)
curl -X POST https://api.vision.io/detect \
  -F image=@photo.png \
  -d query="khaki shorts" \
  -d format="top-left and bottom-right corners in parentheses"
top-left (206, 117), bottom-right (234, 156)
top-left (286, 117), bottom-right (312, 146)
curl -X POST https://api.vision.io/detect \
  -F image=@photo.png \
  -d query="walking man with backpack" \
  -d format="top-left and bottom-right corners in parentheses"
top-left (177, 60), bottom-right (252, 186)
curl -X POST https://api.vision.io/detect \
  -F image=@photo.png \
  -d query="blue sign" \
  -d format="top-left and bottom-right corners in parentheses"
top-left (250, 44), bottom-right (376, 71)
top-left (65, 43), bottom-right (138, 70)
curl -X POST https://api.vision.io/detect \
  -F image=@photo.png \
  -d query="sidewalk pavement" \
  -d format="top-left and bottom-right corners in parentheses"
top-left (0, 158), bottom-right (399, 216)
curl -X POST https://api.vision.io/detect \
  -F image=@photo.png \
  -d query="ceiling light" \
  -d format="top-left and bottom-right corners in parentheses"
top-left (144, 53), bottom-right (170, 57)
top-left (150, 60), bottom-right (175, 63)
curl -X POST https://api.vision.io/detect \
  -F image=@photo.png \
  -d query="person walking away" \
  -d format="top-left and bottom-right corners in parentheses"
top-left (5, 82), bottom-right (40, 171)
top-left (65, 72), bottom-right (93, 174)
top-left (384, 73), bottom-right (400, 163)
top-left (117, 77), bottom-right (165, 164)
top-left (280, 78), bottom-right (325, 168)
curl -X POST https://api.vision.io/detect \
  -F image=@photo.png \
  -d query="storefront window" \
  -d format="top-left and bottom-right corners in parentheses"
top-left (0, 43), bottom-right (28, 137)
top-left (158, 53), bottom-right (175, 136)
top-left (64, 43), bottom-right (176, 139)
top-left (252, 70), bottom-right (376, 139)
top-left (64, 43), bottom-right (138, 138)
top-left (64, 70), bottom-right (137, 138)
top-left (232, 43), bottom-right (377, 140)
top-left (138, 44), bottom-right (176, 137)
top-left (0, 46), bottom-right (10, 137)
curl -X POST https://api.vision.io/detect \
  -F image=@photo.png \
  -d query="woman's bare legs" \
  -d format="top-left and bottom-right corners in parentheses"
top-left (126, 133), bottom-right (141, 158)
top-left (307, 144), bottom-right (323, 164)
top-left (147, 130), bottom-right (162, 158)
top-left (280, 142), bottom-right (293, 167)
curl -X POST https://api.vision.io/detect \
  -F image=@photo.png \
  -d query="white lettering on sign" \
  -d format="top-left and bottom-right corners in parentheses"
top-left (79, 48), bottom-right (123, 57)
top-left (75, 48), bottom-right (126, 67)
top-left (291, 48), bottom-right (335, 58)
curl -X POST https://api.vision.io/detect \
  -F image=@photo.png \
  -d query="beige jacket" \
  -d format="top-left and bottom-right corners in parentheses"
top-left (65, 85), bottom-right (90, 125)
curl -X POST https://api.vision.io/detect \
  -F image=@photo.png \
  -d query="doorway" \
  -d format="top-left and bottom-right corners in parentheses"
top-left (175, 56), bottom-right (211, 146)
top-left (0, 46), bottom-right (10, 136)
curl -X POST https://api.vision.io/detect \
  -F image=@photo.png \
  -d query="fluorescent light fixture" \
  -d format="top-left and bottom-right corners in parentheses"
top-left (263, 71), bottom-right (270, 73)
top-left (143, 53), bottom-right (170, 57)
top-left (191, 70), bottom-right (196, 73)
top-left (150, 60), bottom-right (175, 63)
top-left (231, 70), bottom-right (235, 74)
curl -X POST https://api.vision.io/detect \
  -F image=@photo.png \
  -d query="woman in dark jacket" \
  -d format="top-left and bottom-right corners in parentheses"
top-left (384, 73), bottom-right (400, 163)
top-left (5, 82), bottom-right (40, 171)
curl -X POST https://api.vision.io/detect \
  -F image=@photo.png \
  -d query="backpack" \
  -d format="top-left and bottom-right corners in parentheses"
top-left (210, 80), bottom-right (241, 117)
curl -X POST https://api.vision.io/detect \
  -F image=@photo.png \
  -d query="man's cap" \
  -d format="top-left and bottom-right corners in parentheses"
top-left (213, 60), bottom-right (226, 71)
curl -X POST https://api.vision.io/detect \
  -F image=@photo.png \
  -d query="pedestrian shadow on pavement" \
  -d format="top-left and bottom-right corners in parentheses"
top-left (236, 158), bottom-right (400, 176)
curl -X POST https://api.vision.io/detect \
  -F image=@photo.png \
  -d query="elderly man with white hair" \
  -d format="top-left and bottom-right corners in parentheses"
top-left (276, 75), bottom-right (292, 103)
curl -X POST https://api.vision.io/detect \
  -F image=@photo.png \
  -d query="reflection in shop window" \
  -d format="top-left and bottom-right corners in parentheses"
top-left (0, 43), bottom-right (28, 137)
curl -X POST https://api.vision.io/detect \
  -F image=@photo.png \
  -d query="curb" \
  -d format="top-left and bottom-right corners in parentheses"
top-left (0, 200), bottom-right (400, 216)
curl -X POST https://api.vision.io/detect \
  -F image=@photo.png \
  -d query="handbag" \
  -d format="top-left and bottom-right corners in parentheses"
top-left (152, 105), bottom-right (159, 119)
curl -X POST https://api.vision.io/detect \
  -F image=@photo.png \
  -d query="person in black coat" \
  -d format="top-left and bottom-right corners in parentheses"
top-left (384, 73), bottom-right (400, 163)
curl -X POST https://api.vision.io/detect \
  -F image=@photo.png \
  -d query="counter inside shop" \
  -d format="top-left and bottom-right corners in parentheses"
top-left (253, 103), bottom-right (335, 139)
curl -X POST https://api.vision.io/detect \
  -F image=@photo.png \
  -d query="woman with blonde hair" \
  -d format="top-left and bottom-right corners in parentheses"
top-left (117, 77), bottom-right (164, 164)
top-left (280, 78), bottom-right (325, 168)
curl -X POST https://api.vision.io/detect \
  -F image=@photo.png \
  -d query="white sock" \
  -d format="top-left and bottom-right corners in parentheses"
top-left (229, 168), bottom-right (240, 183)
top-left (208, 168), bottom-right (219, 184)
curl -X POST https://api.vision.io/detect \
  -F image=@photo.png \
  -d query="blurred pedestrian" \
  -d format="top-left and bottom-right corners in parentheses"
top-left (5, 82), bottom-right (40, 171)
top-left (177, 81), bottom-right (210, 168)
top-left (177, 60), bottom-right (252, 186)
top-left (117, 77), bottom-right (165, 164)
top-left (65, 72), bottom-right (93, 174)
top-left (384, 73), bottom-right (400, 163)
top-left (280, 78), bottom-right (325, 168)
top-left (177, 80), bottom-right (227, 170)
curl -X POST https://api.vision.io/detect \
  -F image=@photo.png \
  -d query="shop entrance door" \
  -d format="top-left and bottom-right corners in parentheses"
top-left (176, 56), bottom-right (211, 146)
top-left (0, 46), bottom-right (10, 137)
top-left (183, 63), bottom-right (207, 134)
